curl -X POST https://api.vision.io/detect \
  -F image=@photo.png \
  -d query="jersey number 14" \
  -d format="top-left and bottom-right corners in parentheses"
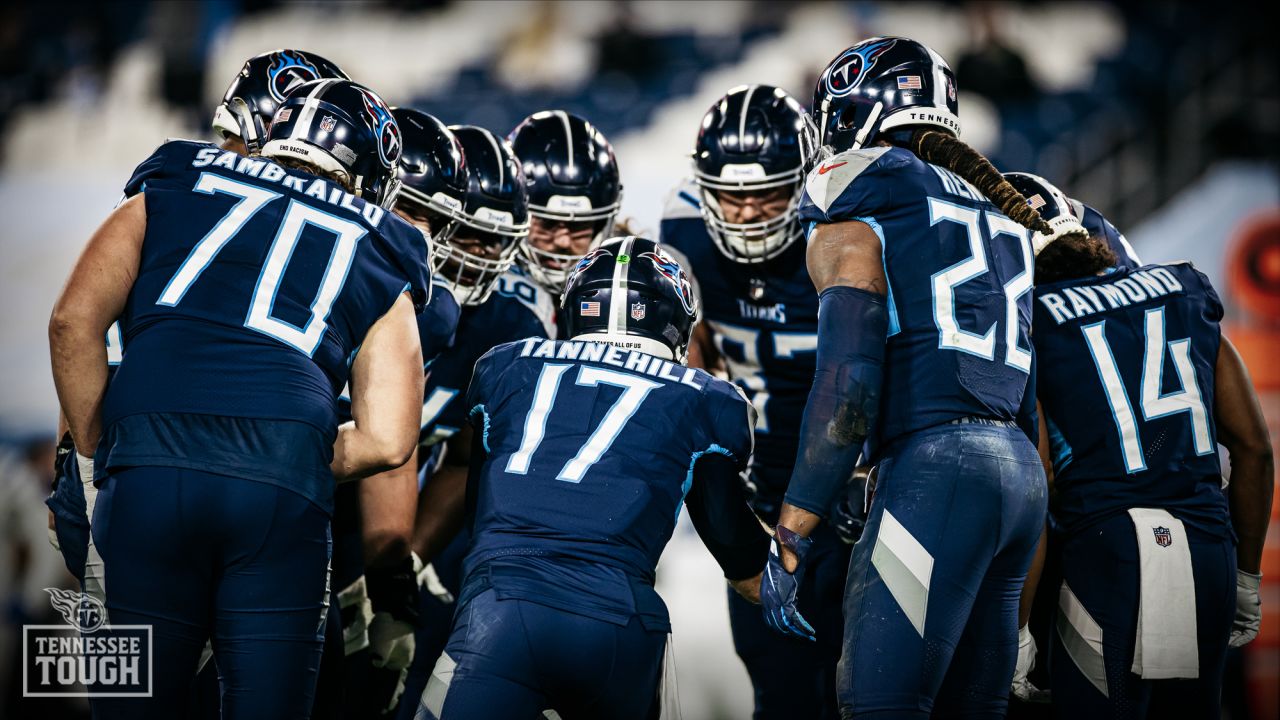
top-left (1082, 306), bottom-right (1214, 473)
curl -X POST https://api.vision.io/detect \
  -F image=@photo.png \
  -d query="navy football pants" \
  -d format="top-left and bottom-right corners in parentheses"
top-left (1050, 513), bottom-right (1234, 719)
top-left (728, 523), bottom-right (849, 720)
top-left (838, 422), bottom-right (1046, 719)
top-left (414, 588), bottom-right (666, 720)
top-left (87, 467), bottom-right (332, 720)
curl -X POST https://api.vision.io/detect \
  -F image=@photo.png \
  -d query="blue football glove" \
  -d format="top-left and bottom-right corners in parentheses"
top-left (761, 525), bottom-right (816, 642)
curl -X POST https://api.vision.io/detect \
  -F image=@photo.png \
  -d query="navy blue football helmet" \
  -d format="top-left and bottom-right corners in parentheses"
top-left (509, 110), bottom-right (622, 291)
top-left (212, 49), bottom-right (348, 154)
top-left (812, 37), bottom-right (960, 153)
top-left (693, 84), bottom-right (817, 262)
top-left (562, 236), bottom-right (699, 363)
top-left (1003, 172), bottom-right (1089, 255)
top-left (392, 108), bottom-right (467, 244)
top-left (437, 125), bottom-right (529, 305)
top-left (262, 79), bottom-right (403, 208)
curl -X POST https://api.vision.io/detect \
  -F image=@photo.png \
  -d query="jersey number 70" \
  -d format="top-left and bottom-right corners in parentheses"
top-left (156, 173), bottom-right (366, 357)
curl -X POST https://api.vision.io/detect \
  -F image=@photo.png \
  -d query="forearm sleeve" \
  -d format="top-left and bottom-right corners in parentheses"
top-left (685, 454), bottom-right (769, 581)
top-left (783, 286), bottom-right (888, 518)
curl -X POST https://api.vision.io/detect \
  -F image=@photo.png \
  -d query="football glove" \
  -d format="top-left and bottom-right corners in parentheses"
top-left (761, 525), bottom-right (815, 642)
top-left (366, 552), bottom-right (424, 714)
top-left (1230, 569), bottom-right (1262, 648)
top-left (1011, 624), bottom-right (1049, 703)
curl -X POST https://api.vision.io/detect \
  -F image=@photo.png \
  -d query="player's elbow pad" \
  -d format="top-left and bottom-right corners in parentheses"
top-left (784, 286), bottom-right (888, 516)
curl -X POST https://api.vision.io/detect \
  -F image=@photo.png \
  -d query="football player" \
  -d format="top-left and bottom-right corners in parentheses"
top-left (329, 108), bottom-right (467, 719)
top-left (1000, 170), bottom-right (1142, 703)
top-left (393, 124), bottom-right (559, 719)
top-left (1024, 191), bottom-right (1271, 718)
top-left (49, 79), bottom-right (428, 718)
top-left (414, 237), bottom-right (769, 719)
top-left (46, 48), bottom-right (350, 586)
top-left (508, 110), bottom-right (622, 297)
top-left (658, 84), bottom-right (850, 718)
top-left (761, 37), bottom-right (1055, 717)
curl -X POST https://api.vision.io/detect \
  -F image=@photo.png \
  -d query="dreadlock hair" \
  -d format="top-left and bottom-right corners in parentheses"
top-left (269, 155), bottom-right (354, 193)
top-left (1034, 231), bottom-right (1118, 284)
top-left (904, 129), bottom-right (1054, 237)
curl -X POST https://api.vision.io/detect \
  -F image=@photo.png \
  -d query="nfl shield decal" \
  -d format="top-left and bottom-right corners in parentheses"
top-left (319, 115), bottom-right (337, 133)
top-left (1153, 526), bottom-right (1172, 547)
top-left (630, 302), bottom-right (646, 321)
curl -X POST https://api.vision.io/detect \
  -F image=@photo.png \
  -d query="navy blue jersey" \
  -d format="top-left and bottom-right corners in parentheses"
top-left (799, 147), bottom-right (1034, 450)
top-left (335, 277), bottom-right (460, 424)
top-left (100, 141), bottom-right (431, 509)
top-left (1076, 201), bottom-right (1141, 270)
top-left (660, 179), bottom-right (817, 498)
top-left (1033, 262), bottom-right (1227, 535)
top-left (419, 265), bottom-right (557, 445)
top-left (463, 338), bottom-right (754, 629)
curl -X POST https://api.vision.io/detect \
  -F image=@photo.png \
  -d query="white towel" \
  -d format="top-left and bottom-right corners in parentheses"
top-left (1127, 508), bottom-right (1198, 678)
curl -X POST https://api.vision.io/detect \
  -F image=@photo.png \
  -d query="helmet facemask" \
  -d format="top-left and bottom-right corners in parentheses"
top-left (522, 199), bottom-right (619, 292)
top-left (694, 167), bottom-right (804, 263)
top-left (432, 207), bottom-right (527, 306)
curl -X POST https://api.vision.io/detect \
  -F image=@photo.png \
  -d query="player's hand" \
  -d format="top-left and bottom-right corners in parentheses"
top-left (1011, 624), bottom-right (1049, 703)
top-left (367, 552), bottom-right (424, 670)
top-left (761, 525), bottom-right (816, 642)
top-left (1230, 569), bottom-right (1262, 647)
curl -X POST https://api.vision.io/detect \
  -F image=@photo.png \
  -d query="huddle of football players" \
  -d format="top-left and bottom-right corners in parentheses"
top-left (43, 31), bottom-right (1270, 720)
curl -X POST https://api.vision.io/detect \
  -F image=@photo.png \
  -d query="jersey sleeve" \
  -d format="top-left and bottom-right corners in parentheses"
top-left (418, 283), bottom-right (460, 367)
top-left (798, 146), bottom-right (901, 227)
top-left (373, 214), bottom-right (434, 313)
top-left (122, 141), bottom-right (193, 197)
top-left (1180, 262), bottom-right (1225, 323)
top-left (465, 342), bottom-right (521, 416)
top-left (700, 378), bottom-right (756, 471)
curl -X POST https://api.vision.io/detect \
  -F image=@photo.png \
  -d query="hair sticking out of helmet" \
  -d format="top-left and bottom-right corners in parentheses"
top-left (561, 236), bottom-right (699, 363)
top-left (905, 129), bottom-right (1052, 237)
top-left (693, 85), bottom-right (817, 263)
top-left (1002, 171), bottom-right (1091, 255)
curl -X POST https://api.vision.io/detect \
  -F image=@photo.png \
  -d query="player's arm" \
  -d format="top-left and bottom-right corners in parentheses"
top-left (49, 194), bottom-right (146, 453)
top-left (1214, 334), bottom-right (1273, 648)
top-left (411, 428), bottom-right (472, 564)
top-left (685, 453), bottom-right (769, 603)
top-left (333, 293), bottom-right (424, 481)
top-left (686, 322), bottom-right (723, 374)
top-left (360, 446), bottom-right (419, 568)
top-left (1215, 334), bottom-right (1273, 573)
top-left (763, 219), bottom-right (888, 641)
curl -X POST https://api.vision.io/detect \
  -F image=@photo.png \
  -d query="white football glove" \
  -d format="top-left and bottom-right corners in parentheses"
top-left (1011, 624), bottom-right (1050, 703)
top-left (1230, 570), bottom-right (1262, 648)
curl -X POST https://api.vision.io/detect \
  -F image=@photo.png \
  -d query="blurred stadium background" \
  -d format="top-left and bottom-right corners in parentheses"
top-left (0, 1), bottom-right (1275, 718)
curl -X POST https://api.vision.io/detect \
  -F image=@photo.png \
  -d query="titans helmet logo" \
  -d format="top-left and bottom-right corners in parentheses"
top-left (640, 249), bottom-right (696, 316)
top-left (267, 50), bottom-right (321, 103)
top-left (824, 38), bottom-right (897, 98)
top-left (359, 88), bottom-right (402, 168)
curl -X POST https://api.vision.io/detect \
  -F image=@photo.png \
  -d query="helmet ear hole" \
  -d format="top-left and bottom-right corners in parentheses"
top-left (837, 107), bottom-right (858, 131)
